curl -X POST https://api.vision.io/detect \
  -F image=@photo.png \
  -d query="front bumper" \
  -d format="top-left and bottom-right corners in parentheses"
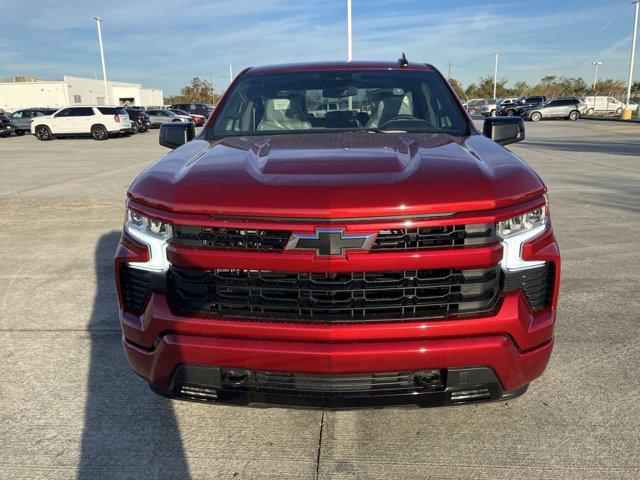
top-left (121, 290), bottom-right (555, 401)
top-left (116, 201), bottom-right (560, 408)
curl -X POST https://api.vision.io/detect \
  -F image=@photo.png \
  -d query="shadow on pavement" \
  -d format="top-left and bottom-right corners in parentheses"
top-left (523, 138), bottom-right (640, 158)
top-left (77, 232), bottom-right (191, 479)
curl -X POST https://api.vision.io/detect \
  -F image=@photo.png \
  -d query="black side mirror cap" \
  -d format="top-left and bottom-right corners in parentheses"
top-left (159, 122), bottom-right (195, 149)
top-left (483, 116), bottom-right (525, 146)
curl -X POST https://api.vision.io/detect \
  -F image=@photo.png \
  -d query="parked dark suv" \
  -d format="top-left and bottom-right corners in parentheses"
top-left (0, 114), bottom-right (15, 137)
top-left (170, 103), bottom-right (213, 119)
top-left (497, 96), bottom-right (546, 116)
top-left (125, 108), bottom-right (151, 133)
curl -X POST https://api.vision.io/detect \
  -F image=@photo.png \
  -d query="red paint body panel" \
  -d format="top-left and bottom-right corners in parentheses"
top-left (117, 62), bottom-right (561, 402)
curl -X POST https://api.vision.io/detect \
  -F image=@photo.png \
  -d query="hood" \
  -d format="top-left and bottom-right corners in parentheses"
top-left (128, 131), bottom-right (545, 218)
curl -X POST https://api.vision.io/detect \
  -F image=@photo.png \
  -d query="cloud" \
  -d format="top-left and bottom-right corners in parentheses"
top-left (0, 0), bottom-right (634, 93)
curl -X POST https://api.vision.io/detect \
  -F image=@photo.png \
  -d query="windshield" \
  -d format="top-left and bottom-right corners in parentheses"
top-left (211, 70), bottom-right (469, 138)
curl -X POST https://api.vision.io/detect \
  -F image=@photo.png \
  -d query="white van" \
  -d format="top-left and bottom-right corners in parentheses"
top-left (31, 106), bottom-right (132, 140)
top-left (583, 96), bottom-right (638, 115)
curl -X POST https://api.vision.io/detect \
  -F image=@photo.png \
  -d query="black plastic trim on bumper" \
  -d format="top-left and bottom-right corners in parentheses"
top-left (149, 365), bottom-right (529, 409)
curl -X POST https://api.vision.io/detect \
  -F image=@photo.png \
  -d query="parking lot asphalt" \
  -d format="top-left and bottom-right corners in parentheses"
top-left (0, 120), bottom-right (638, 480)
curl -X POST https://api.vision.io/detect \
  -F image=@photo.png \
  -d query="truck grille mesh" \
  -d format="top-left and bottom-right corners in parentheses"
top-left (172, 223), bottom-right (496, 252)
top-left (166, 266), bottom-right (501, 322)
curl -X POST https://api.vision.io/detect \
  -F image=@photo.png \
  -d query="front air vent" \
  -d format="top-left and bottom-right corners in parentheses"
top-left (120, 266), bottom-right (151, 312)
top-left (504, 263), bottom-right (554, 311)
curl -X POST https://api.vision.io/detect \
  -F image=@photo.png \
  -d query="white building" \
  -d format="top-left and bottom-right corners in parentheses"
top-left (0, 75), bottom-right (163, 112)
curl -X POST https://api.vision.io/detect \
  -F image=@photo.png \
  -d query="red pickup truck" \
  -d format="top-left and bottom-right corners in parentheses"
top-left (116, 60), bottom-right (560, 408)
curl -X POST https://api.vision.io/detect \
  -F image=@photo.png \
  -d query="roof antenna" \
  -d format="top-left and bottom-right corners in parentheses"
top-left (398, 53), bottom-right (409, 68)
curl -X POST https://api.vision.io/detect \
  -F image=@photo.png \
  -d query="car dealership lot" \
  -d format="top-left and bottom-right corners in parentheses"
top-left (0, 122), bottom-right (638, 479)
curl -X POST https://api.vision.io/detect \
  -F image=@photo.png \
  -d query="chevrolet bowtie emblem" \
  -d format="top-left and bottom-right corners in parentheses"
top-left (285, 228), bottom-right (376, 256)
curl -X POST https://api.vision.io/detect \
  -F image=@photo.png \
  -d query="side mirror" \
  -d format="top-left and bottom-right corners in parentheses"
top-left (483, 116), bottom-right (525, 146)
top-left (159, 122), bottom-right (195, 149)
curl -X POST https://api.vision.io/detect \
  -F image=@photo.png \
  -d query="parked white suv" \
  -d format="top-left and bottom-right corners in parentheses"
top-left (31, 106), bottom-right (132, 141)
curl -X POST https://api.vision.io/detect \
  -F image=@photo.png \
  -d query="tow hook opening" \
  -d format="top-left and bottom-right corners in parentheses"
top-left (221, 368), bottom-right (252, 387)
top-left (413, 369), bottom-right (445, 390)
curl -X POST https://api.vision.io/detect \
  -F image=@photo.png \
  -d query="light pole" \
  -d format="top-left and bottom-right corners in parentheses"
top-left (493, 52), bottom-right (499, 100)
top-left (93, 17), bottom-right (109, 105)
top-left (448, 61), bottom-right (453, 81)
top-left (229, 64), bottom-right (233, 84)
top-left (625, 0), bottom-right (639, 108)
top-left (347, 0), bottom-right (352, 61)
top-left (592, 61), bottom-right (602, 90)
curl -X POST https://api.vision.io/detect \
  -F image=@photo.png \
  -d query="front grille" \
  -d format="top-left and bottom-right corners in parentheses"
top-left (167, 266), bottom-right (501, 322)
top-left (372, 224), bottom-right (496, 251)
top-left (245, 369), bottom-right (443, 394)
top-left (173, 225), bottom-right (290, 251)
top-left (503, 263), bottom-right (554, 311)
top-left (172, 223), bottom-right (496, 252)
top-left (120, 266), bottom-right (150, 312)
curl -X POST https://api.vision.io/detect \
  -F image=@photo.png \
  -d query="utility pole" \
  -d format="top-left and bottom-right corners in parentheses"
top-left (94, 17), bottom-right (109, 105)
top-left (592, 61), bottom-right (602, 89)
top-left (626, 0), bottom-right (639, 108)
top-left (347, 0), bottom-right (352, 61)
top-left (493, 52), bottom-right (499, 100)
top-left (447, 61), bottom-right (453, 80)
top-left (229, 64), bottom-right (233, 84)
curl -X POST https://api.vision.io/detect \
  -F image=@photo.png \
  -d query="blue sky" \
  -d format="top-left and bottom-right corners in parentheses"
top-left (0, 0), bottom-right (637, 95)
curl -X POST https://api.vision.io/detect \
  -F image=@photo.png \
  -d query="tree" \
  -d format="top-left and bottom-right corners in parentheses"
top-left (593, 78), bottom-right (626, 95)
top-left (465, 83), bottom-right (479, 99)
top-left (448, 78), bottom-right (465, 99)
top-left (470, 76), bottom-right (511, 99)
top-left (164, 77), bottom-right (221, 105)
top-left (512, 81), bottom-right (530, 96)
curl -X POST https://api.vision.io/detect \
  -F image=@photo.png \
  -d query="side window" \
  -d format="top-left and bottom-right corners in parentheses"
top-left (55, 108), bottom-right (73, 117)
top-left (11, 111), bottom-right (23, 118)
top-left (71, 107), bottom-right (95, 116)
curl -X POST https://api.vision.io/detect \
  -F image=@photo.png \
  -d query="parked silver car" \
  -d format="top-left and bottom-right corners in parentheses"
top-left (8, 108), bottom-right (57, 135)
top-left (522, 98), bottom-right (584, 122)
top-left (145, 109), bottom-right (194, 128)
top-left (480, 98), bottom-right (519, 116)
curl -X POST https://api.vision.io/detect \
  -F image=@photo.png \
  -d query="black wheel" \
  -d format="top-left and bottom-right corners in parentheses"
top-left (615, 107), bottom-right (622, 115)
top-left (568, 110), bottom-right (580, 121)
top-left (506, 109), bottom-right (517, 116)
top-left (587, 108), bottom-right (594, 115)
top-left (15, 130), bottom-right (26, 136)
top-left (530, 112), bottom-right (542, 122)
top-left (91, 124), bottom-right (108, 140)
top-left (35, 125), bottom-right (53, 141)
top-left (130, 122), bottom-right (137, 135)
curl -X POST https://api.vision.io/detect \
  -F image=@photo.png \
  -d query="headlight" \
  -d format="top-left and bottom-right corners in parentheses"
top-left (497, 205), bottom-right (547, 238)
top-left (126, 209), bottom-right (173, 238)
top-left (125, 208), bottom-right (173, 272)
top-left (498, 204), bottom-right (548, 271)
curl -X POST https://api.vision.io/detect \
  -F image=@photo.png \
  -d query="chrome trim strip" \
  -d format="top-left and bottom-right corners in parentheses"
top-left (211, 212), bottom-right (456, 223)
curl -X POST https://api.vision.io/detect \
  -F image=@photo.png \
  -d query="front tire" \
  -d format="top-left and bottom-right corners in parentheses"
top-left (615, 107), bottom-right (622, 115)
top-left (587, 108), bottom-right (594, 115)
top-left (490, 109), bottom-right (496, 116)
top-left (35, 125), bottom-right (53, 141)
top-left (506, 109), bottom-right (517, 116)
top-left (15, 130), bottom-right (26, 136)
top-left (568, 110), bottom-right (580, 121)
top-left (530, 111), bottom-right (542, 122)
top-left (91, 124), bottom-right (108, 141)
